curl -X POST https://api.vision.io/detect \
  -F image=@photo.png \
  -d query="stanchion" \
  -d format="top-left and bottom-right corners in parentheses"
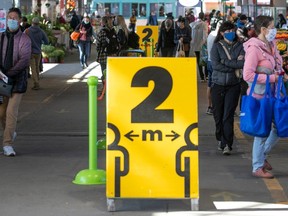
top-left (73, 76), bottom-right (106, 185)
top-left (143, 40), bottom-right (147, 57)
top-left (150, 38), bottom-right (154, 57)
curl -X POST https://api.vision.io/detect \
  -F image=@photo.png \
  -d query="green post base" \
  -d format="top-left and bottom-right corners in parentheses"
top-left (97, 138), bottom-right (106, 150)
top-left (73, 169), bottom-right (106, 185)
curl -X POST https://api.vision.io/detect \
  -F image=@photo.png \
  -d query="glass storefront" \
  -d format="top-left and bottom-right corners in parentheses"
top-left (90, 0), bottom-right (175, 18)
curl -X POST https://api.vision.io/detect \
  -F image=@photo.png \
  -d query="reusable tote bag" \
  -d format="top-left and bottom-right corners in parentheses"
top-left (240, 74), bottom-right (274, 137)
top-left (274, 75), bottom-right (288, 137)
top-left (175, 41), bottom-right (185, 57)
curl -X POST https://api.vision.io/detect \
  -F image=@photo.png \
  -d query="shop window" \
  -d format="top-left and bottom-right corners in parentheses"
top-left (132, 3), bottom-right (139, 16)
top-left (140, 4), bottom-right (146, 17)
top-left (111, 3), bottom-right (119, 15)
top-left (159, 3), bottom-right (165, 17)
top-left (104, 3), bottom-right (111, 15)
top-left (97, 3), bottom-right (105, 17)
top-left (149, 3), bottom-right (167, 17)
top-left (123, 3), bottom-right (130, 17)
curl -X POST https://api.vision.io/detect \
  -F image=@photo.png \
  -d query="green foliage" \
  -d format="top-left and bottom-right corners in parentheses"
top-left (41, 44), bottom-right (56, 58)
top-left (52, 49), bottom-right (65, 58)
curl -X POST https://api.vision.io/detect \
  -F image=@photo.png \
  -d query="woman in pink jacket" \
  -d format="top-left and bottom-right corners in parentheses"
top-left (243, 15), bottom-right (288, 178)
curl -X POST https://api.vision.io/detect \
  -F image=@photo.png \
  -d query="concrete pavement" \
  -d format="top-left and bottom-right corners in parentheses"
top-left (0, 46), bottom-right (288, 215)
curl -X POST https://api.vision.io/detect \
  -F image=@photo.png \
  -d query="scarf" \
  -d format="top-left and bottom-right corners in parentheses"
top-left (3, 30), bottom-right (17, 72)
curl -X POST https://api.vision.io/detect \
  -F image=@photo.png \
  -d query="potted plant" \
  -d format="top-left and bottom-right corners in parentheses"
top-left (53, 49), bottom-right (66, 63)
top-left (47, 49), bottom-right (58, 63)
top-left (41, 44), bottom-right (56, 63)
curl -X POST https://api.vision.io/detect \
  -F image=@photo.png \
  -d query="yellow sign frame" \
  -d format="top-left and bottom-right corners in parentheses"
top-left (106, 57), bottom-right (198, 199)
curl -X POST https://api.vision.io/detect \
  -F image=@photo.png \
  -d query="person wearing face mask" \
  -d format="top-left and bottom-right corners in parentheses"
top-left (75, 15), bottom-right (94, 69)
top-left (243, 15), bottom-right (288, 178)
top-left (210, 21), bottom-right (245, 155)
top-left (0, 7), bottom-right (31, 156)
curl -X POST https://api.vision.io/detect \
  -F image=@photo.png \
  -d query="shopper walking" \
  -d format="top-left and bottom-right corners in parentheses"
top-left (156, 19), bottom-right (176, 57)
top-left (243, 15), bottom-right (288, 178)
top-left (175, 16), bottom-right (191, 57)
top-left (210, 21), bottom-right (245, 155)
top-left (190, 12), bottom-right (209, 82)
top-left (25, 17), bottom-right (49, 90)
top-left (75, 15), bottom-right (94, 69)
top-left (0, 7), bottom-right (31, 156)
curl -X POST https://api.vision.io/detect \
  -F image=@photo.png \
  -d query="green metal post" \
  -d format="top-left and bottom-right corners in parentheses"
top-left (73, 76), bottom-right (106, 185)
top-left (144, 40), bottom-right (147, 56)
top-left (150, 38), bottom-right (154, 57)
top-left (89, 76), bottom-right (97, 170)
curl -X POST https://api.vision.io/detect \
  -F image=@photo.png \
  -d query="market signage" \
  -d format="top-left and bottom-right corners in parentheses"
top-left (106, 57), bottom-right (199, 199)
top-left (136, 25), bottom-right (158, 57)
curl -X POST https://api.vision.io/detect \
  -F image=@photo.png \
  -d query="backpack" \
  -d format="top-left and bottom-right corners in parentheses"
top-left (127, 31), bottom-right (140, 49)
top-left (103, 28), bottom-right (120, 55)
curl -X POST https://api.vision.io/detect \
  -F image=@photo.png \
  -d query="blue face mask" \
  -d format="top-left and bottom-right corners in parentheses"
top-left (224, 32), bottom-right (235, 42)
top-left (83, 21), bottom-right (90, 24)
top-left (7, 19), bottom-right (19, 31)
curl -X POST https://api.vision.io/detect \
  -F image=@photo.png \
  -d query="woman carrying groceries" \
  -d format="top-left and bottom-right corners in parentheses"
top-left (75, 15), bottom-right (94, 69)
top-left (210, 21), bottom-right (245, 156)
top-left (243, 15), bottom-right (288, 178)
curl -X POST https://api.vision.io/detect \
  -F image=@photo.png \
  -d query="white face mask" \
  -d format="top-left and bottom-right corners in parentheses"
top-left (265, 28), bottom-right (277, 42)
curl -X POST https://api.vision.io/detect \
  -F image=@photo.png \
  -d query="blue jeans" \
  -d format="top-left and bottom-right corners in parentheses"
top-left (252, 127), bottom-right (279, 172)
top-left (77, 40), bottom-right (91, 65)
top-left (207, 61), bottom-right (213, 87)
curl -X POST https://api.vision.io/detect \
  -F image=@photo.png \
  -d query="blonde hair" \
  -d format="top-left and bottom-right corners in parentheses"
top-left (116, 15), bottom-right (129, 38)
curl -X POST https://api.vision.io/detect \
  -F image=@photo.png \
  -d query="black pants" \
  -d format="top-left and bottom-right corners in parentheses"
top-left (195, 51), bottom-right (208, 80)
top-left (211, 83), bottom-right (241, 149)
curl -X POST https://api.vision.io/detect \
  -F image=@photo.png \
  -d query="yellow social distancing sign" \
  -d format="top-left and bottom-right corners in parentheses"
top-left (106, 58), bottom-right (198, 199)
top-left (137, 26), bottom-right (158, 57)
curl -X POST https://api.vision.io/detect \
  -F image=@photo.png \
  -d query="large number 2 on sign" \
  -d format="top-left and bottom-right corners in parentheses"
top-left (131, 66), bottom-right (173, 123)
top-left (142, 28), bottom-right (153, 42)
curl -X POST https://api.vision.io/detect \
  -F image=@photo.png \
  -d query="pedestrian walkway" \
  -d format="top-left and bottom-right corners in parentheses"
top-left (0, 47), bottom-right (288, 216)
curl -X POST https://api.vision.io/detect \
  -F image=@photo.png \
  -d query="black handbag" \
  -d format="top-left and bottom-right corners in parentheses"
top-left (0, 79), bottom-right (12, 97)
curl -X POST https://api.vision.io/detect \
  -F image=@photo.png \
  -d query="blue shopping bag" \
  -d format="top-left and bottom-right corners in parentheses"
top-left (274, 75), bottom-right (288, 137)
top-left (240, 74), bottom-right (274, 137)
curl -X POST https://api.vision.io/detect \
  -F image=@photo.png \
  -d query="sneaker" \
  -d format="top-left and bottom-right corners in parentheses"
top-left (200, 79), bottom-right (205, 83)
top-left (223, 146), bottom-right (231, 155)
top-left (3, 146), bottom-right (16, 156)
top-left (206, 106), bottom-right (213, 115)
top-left (12, 132), bottom-right (17, 142)
top-left (252, 167), bottom-right (274, 178)
top-left (217, 141), bottom-right (223, 151)
top-left (264, 159), bottom-right (272, 171)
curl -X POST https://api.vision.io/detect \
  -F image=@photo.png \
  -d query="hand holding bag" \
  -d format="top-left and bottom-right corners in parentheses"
top-left (0, 78), bottom-right (13, 97)
top-left (176, 41), bottom-right (185, 57)
top-left (240, 74), bottom-right (274, 137)
top-left (274, 75), bottom-right (288, 137)
top-left (70, 31), bottom-right (81, 41)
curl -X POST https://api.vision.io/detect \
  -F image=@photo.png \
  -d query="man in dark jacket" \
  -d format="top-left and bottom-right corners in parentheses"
top-left (25, 17), bottom-right (49, 90)
top-left (0, 7), bottom-right (31, 156)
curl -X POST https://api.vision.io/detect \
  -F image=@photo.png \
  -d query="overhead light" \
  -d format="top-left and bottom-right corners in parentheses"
top-left (179, 0), bottom-right (199, 7)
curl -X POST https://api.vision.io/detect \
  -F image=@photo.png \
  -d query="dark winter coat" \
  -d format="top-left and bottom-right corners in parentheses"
top-left (0, 30), bottom-right (31, 93)
top-left (210, 39), bottom-right (245, 86)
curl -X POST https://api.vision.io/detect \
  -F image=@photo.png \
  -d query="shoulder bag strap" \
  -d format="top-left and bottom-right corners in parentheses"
top-left (219, 42), bottom-right (231, 60)
top-left (0, 33), bottom-right (4, 69)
